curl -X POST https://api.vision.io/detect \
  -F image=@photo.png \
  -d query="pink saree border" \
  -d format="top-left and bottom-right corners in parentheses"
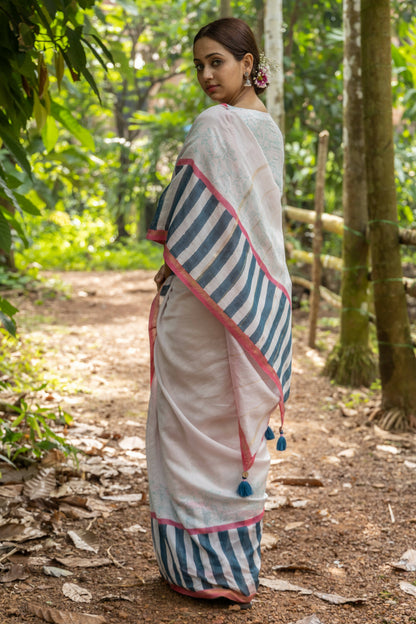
top-left (151, 509), bottom-right (264, 535)
top-left (164, 249), bottom-right (285, 423)
top-left (170, 583), bottom-right (255, 603)
top-left (147, 229), bottom-right (167, 244)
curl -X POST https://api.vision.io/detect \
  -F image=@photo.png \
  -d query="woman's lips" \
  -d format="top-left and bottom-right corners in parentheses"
top-left (206, 85), bottom-right (219, 93)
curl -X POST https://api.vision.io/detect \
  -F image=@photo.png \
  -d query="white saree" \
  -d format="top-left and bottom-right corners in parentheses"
top-left (146, 104), bottom-right (292, 603)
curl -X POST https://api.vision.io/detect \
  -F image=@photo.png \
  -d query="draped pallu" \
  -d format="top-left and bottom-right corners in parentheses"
top-left (146, 104), bottom-right (292, 602)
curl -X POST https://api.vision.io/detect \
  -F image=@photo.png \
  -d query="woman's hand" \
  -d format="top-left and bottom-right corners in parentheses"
top-left (154, 263), bottom-right (172, 292)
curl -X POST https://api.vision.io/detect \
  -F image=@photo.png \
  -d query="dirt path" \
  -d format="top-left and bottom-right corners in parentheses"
top-left (1, 271), bottom-right (415, 624)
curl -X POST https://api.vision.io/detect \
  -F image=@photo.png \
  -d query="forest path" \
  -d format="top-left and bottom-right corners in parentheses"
top-left (1, 270), bottom-right (415, 624)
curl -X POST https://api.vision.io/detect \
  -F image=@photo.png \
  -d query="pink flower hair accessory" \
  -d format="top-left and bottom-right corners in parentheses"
top-left (253, 53), bottom-right (277, 89)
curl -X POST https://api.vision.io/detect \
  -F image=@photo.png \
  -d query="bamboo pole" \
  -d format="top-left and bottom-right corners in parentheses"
top-left (285, 205), bottom-right (416, 248)
top-left (288, 248), bottom-right (342, 271)
top-left (308, 130), bottom-right (329, 348)
top-left (285, 206), bottom-right (343, 235)
top-left (291, 275), bottom-right (341, 308)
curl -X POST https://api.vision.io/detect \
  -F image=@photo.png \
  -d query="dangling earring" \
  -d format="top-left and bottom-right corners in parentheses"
top-left (243, 71), bottom-right (251, 87)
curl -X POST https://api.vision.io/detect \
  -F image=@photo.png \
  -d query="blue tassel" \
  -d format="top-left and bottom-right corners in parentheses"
top-left (237, 479), bottom-right (253, 497)
top-left (277, 429), bottom-right (287, 451)
top-left (265, 426), bottom-right (275, 440)
top-left (237, 471), bottom-right (253, 497)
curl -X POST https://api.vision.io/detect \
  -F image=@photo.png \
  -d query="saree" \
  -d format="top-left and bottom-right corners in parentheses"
top-left (146, 104), bottom-right (292, 603)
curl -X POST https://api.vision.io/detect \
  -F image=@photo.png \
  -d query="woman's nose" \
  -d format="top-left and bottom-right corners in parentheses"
top-left (203, 66), bottom-right (213, 80)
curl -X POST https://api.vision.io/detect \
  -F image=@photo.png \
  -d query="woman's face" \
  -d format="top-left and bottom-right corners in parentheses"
top-left (193, 37), bottom-right (252, 105)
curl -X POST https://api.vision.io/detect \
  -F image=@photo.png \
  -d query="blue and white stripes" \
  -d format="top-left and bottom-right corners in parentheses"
top-left (151, 160), bottom-right (292, 403)
top-left (151, 515), bottom-right (262, 598)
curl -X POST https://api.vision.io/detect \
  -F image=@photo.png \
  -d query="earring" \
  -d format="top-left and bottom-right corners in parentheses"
top-left (243, 71), bottom-right (251, 87)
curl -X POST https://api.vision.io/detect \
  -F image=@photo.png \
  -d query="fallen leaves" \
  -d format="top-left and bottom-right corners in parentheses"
top-left (23, 467), bottom-right (57, 500)
top-left (43, 566), bottom-right (74, 578)
top-left (391, 549), bottom-right (416, 572)
top-left (68, 530), bottom-right (99, 554)
top-left (399, 581), bottom-right (416, 598)
top-left (62, 582), bottom-right (93, 603)
top-left (271, 476), bottom-right (324, 487)
top-left (0, 562), bottom-right (29, 582)
top-left (259, 576), bottom-right (366, 604)
top-left (54, 556), bottom-right (111, 569)
top-left (29, 605), bottom-right (106, 624)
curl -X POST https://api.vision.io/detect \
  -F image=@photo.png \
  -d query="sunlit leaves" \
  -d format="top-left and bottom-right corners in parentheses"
top-left (50, 101), bottom-right (95, 151)
top-left (0, 297), bottom-right (18, 336)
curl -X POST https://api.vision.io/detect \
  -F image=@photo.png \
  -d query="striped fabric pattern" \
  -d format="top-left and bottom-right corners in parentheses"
top-left (151, 514), bottom-right (261, 600)
top-left (149, 158), bottom-right (292, 404)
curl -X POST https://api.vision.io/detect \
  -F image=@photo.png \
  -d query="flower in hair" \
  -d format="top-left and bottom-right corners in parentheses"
top-left (253, 53), bottom-right (270, 88)
top-left (253, 53), bottom-right (278, 89)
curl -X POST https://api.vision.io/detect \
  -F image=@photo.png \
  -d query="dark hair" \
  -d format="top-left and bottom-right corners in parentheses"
top-left (193, 18), bottom-right (266, 95)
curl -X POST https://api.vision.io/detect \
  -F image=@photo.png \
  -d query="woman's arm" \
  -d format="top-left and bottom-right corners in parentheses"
top-left (154, 263), bottom-right (172, 292)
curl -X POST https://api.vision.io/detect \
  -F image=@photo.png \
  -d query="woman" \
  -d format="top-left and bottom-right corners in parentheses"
top-left (146, 17), bottom-right (292, 606)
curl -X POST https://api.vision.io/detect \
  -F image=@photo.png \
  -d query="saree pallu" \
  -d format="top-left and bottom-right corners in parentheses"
top-left (146, 105), bottom-right (292, 602)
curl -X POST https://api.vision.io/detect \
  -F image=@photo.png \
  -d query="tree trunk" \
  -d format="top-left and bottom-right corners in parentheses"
top-left (254, 0), bottom-right (265, 46)
top-left (324, 0), bottom-right (376, 386)
top-left (308, 130), bottom-right (329, 349)
top-left (265, 0), bottom-right (284, 134)
top-left (220, 0), bottom-right (232, 18)
top-left (361, 0), bottom-right (416, 429)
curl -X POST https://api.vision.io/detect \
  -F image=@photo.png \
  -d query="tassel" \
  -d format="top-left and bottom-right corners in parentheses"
top-left (277, 428), bottom-right (287, 451)
top-left (265, 426), bottom-right (275, 440)
top-left (237, 471), bottom-right (253, 497)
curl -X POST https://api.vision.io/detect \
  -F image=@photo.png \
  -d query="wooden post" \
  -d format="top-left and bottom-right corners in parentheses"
top-left (308, 130), bottom-right (329, 348)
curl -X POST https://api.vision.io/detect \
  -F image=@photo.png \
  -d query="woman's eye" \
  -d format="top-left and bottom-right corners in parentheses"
top-left (194, 64), bottom-right (203, 72)
top-left (212, 59), bottom-right (222, 67)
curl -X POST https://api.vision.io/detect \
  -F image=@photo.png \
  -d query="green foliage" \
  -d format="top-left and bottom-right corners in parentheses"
top-left (0, 0), bottom-right (109, 333)
top-left (16, 210), bottom-right (163, 271)
top-left (0, 330), bottom-right (78, 465)
top-left (283, 0), bottom-right (344, 212)
top-left (0, 398), bottom-right (77, 466)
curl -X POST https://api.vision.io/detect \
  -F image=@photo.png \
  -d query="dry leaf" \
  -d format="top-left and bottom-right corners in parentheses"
top-left (272, 477), bottom-right (324, 487)
top-left (399, 581), bottom-right (416, 597)
top-left (0, 563), bottom-right (29, 583)
top-left (43, 566), bottom-right (73, 578)
top-left (63, 582), bottom-right (92, 603)
top-left (23, 468), bottom-right (56, 499)
top-left (68, 530), bottom-right (99, 553)
top-left (59, 504), bottom-right (98, 520)
top-left (259, 577), bottom-right (312, 594)
top-left (265, 495), bottom-right (288, 510)
top-left (314, 591), bottom-right (366, 604)
top-left (294, 616), bottom-right (323, 624)
top-left (59, 495), bottom-right (89, 508)
top-left (0, 521), bottom-right (46, 543)
top-left (41, 449), bottom-right (66, 466)
top-left (118, 436), bottom-right (145, 450)
top-left (273, 563), bottom-right (316, 573)
top-left (391, 549), bottom-right (416, 572)
top-left (100, 493), bottom-right (143, 503)
top-left (123, 524), bottom-right (147, 534)
top-left (338, 448), bottom-right (356, 458)
top-left (0, 484), bottom-right (23, 498)
top-left (376, 445), bottom-right (401, 455)
top-left (99, 594), bottom-right (134, 602)
top-left (284, 521), bottom-right (305, 531)
top-left (54, 556), bottom-right (111, 569)
top-left (260, 577), bottom-right (366, 604)
top-left (261, 533), bottom-right (279, 550)
top-left (29, 605), bottom-right (106, 623)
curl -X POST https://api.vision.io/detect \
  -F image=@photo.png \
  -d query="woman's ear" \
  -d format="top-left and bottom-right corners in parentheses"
top-left (242, 52), bottom-right (254, 75)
